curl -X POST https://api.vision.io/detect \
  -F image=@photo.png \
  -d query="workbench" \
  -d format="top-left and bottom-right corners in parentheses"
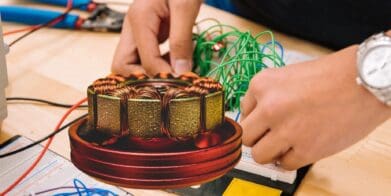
top-left (1, 1), bottom-right (390, 195)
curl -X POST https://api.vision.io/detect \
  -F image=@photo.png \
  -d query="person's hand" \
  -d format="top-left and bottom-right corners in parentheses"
top-left (240, 45), bottom-right (391, 170)
top-left (112, 0), bottom-right (202, 76)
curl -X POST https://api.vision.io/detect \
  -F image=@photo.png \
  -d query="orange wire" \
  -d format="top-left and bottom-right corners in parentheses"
top-left (3, 0), bottom-right (74, 36)
top-left (0, 97), bottom-right (87, 195)
top-left (3, 26), bottom-right (40, 36)
top-left (1, 2), bottom-right (83, 194)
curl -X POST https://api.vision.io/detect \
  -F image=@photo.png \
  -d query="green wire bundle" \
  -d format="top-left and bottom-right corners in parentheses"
top-left (193, 22), bottom-right (285, 111)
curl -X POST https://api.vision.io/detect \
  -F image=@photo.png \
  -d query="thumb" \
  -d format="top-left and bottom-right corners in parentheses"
top-left (169, 0), bottom-right (201, 75)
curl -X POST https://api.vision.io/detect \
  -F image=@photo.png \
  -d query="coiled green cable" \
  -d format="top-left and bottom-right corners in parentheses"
top-left (193, 22), bottom-right (285, 110)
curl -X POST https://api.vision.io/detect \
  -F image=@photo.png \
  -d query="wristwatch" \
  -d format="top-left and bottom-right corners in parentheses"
top-left (357, 32), bottom-right (391, 106)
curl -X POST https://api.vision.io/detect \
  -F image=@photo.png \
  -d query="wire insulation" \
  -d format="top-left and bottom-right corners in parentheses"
top-left (193, 21), bottom-right (285, 110)
top-left (6, 97), bottom-right (88, 108)
top-left (0, 114), bottom-right (87, 159)
top-left (5, 0), bottom-right (81, 47)
top-left (0, 97), bottom-right (87, 195)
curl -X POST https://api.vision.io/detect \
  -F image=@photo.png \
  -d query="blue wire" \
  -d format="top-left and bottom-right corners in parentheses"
top-left (260, 41), bottom-right (284, 60)
top-left (74, 178), bottom-right (88, 196)
top-left (54, 189), bottom-right (116, 196)
top-left (234, 111), bottom-right (241, 122)
top-left (53, 178), bottom-right (117, 196)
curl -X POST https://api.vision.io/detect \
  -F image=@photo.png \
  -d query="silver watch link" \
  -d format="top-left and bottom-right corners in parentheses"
top-left (357, 32), bottom-right (391, 106)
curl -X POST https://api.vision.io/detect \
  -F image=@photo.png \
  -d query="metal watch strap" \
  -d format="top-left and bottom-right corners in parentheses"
top-left (367, 86), bottom-right (391, 106)
top-left (357, 32), bottom-right (391, 107)
top-left (358, 32), bottom-right (391, 57)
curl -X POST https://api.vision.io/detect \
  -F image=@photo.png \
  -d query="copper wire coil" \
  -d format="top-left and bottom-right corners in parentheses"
top-left (178, 72), bottom-right (200, 82)
top-left (106, 74), bottom-right (126, 82)
top-left (110, 86), bottom-right (138, 99)
top-left (127, 72), bottom-right (148, 80)
top-left (154, 72), bottom-right (175, 79)
top-left (185, 86), bottom-right (210, 95)
top-left (193, 78), bottom-right (223, 93)
top-left (160, 88), bottom-right (193, 139)
top-left (92, 78), bottom-right (118, 87)
top-left (88, 73), bottom-right (224, 143)
top-left (92, 84), bottom-right (121, 94)
top-left (135, 86), bottom-right (161, 99)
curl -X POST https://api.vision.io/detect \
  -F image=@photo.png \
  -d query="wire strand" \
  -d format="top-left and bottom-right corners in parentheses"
top-left (193, 22), bottom-right (285, 110)
top-left (0, 114), bottom-right (87, 159)
top-left (6, 0), bottom-right (81, 47)
top-left (6, 97), bottom-right (88, 108)
top-left (0, 97), bottom-right (87, 195)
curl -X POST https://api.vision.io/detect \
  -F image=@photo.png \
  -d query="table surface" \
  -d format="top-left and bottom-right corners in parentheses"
top-left (1, 1), bottom-right (390, 196)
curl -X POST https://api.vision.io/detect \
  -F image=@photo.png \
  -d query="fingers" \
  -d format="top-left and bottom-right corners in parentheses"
top-left (168, 0), bottom-right (201, 74)
top-left (278, 148), bottom-right (307, 171)
top-left (240, 106), bottom-right (270, 146)
top-left (251, 128), bottom-right (291, 165)
top-left (240, 72), bottom-right (268, 120)
top-left (111, 63), bottom-right (146, 77)
top-left (130, 1), bottom-right (173, 76)
top-left (113, 0), bottom-right (201, 76)
top-left (240, 92), bottom-right (257, 120)
top-left (112, 10), bottom-right (143, 76)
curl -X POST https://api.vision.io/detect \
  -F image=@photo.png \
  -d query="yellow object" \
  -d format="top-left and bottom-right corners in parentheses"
top-left (223, 178), bottom-right (282, 196)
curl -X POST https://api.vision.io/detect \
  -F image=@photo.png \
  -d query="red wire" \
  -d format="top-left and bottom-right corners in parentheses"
top-left (0, 97), bottom-right (87, 195)
top-left (3, 0), bottom-right (74, 36)
top-left (3, 26), bottom-right (40, 36)
top-left (1, 1), bottom-right (83, 195)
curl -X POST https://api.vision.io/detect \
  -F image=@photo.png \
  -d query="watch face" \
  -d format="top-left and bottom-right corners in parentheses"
top-left (361, 45), bottom-right (391, 88)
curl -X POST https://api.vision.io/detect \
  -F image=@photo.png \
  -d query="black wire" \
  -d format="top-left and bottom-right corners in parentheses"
top-left (8, 4), bottom-right (85, 47)
top-left (0, 135), bottom-right (21, 150)
top-left (0, 114), bottom-right (87, 158)
top-left (6, 97), bottom-right (88, 108)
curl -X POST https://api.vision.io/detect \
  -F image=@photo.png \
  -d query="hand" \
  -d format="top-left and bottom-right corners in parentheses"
top-left (112, 0), bottom-right (202, 76)
top-left (240, 45), bottom-right (391, 170)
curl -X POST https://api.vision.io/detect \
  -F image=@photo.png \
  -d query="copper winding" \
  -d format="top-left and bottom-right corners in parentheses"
top-left (106, 74), bottom-right (126, 82)
top-left (90, 73), bottom-right (223, 141)
top-left (91, 77), bottom-right (124, 94)
top-left (134, 86), bottom-right (161, 99)
top-left (178, 72), bottom-right (200, 82)
top-left (92, 78), bottom-right (118, 87)
top-left (154, 72), bottom-right (175, 79)
top-left (108, 86), bottom-right (161, 138)
top-left (192, 78), bottom-right (223, 93)
top-left (110, 86), bottom-right (138, 99)
top-left (160, 88), bottom-right (192, 139)
top-left (93, 84), bottom-right (120, 94)
top-left (184, 78), bottom-right (222, 95)
top-left (184, 86), bottom-right (210, 95)
top-left (127, 72), bottom-right (148, 80)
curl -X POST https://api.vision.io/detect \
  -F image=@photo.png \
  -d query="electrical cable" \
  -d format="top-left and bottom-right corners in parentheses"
top-left (0, 135), bottom-right (21, 150)
top-left (53, 178), bottom-right (117, 196)
top-left (193, 22), bottom-right (285, 110)
top-left (92, 0), bottom-right (131, 6)
top-left (6, 97), bottom-right (88, 108)
top-left (3, 25), bottom-right (40, 36)
top-left (3, 0), bottom-right (129, 38)
top-left (35, 186), bottom-right (82, 195)
top-left (0, 113), bottom-right (87, 159)
top-left (35, 186), bottom-right (120, 196)
top-left (234, 111), bottom-right (241, 122)
top-left (5, 0), bottom-right (78, 47)
top-left (0, 97), bottom-right (87, 195)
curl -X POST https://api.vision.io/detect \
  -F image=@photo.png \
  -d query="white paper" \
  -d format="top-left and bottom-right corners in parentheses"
top-left (0, 136), bottom-right (131, 196)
